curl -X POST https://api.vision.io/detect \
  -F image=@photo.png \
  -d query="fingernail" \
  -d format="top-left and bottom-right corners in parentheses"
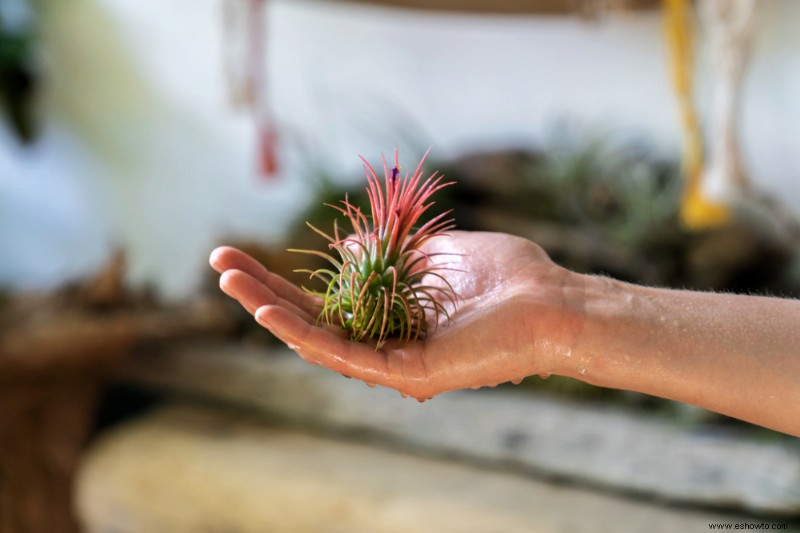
top-left (219, 270), bottom-right (237, 293)
top-left (209, 247), bottom-right (225, 268)
top-left (255, 305), bottom-right (271, 322)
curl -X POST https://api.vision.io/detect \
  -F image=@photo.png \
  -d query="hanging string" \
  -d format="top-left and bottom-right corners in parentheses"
top-left (664, 0), bottom-right (729, 229)
top-left (224, 0), bottom-right (279, 179)
top-left (696, 0), bottom-right (756, 204)
top-left (250, 0), bottom-right (279, 178)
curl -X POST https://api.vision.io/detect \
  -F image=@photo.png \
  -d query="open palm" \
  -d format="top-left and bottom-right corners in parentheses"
top-left (211, 231), bottom-right (582, 400)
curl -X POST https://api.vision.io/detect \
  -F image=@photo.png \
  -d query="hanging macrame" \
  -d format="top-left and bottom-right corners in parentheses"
top-left (224, 0), bottom-right (279, 179)
top-left (697, 0), bottom-right (756, 203)
top-left (664, 0), bottom-right (757, 230)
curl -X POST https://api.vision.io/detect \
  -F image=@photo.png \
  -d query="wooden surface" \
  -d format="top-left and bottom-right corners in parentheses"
top-left (0, 380), bottom-right (102, 533)
top-left (328, 0), bottom-right (661, 15)
top-left (0, 295), bottom-right (237, 533)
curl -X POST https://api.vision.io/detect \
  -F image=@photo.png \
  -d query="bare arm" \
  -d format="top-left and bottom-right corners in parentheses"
top-left (567, 276), bottom-right (800, 435)
top-left (211, 231), bottom-right (800, 437)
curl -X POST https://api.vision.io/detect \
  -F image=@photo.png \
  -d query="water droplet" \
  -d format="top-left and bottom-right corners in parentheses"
top-left (416, 397), bottom-right (426, 403)
top-left (365, 382), bottom-right (376, 388)
top-left (539, 373), bottom-right (550, 380)
top-left (400, 392), bottom-right (408, 399)
top-left (579, 368), bottom-right (587, 376)
top-left (287, 344), bottom-right (299, 351)
top-left (511, 378), bottom-right (523, 385)
top-left (470, 385), bottom-right (481, 390)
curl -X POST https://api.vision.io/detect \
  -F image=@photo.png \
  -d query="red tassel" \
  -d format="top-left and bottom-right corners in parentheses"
top-left (258, 122), bottom-right (279, 178)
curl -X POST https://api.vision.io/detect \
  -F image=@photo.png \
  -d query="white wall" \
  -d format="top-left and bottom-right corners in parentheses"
top-left (1, 0), bottom-right (799, 299)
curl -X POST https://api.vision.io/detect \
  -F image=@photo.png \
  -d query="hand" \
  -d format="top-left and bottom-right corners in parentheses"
top-left (210, 231), bottom-right (585, 401)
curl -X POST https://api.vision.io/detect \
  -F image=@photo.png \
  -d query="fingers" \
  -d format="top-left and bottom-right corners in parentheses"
top-left (255, 305), bottom-right (396, 388)
top-left (212, 246), bottom-right (425, 395)
top-left (210, 246), bottom-right (256, 274)
top-left (220, 269), bottom-right (316, 322)
top-left (210, 246), bottom-right (321, 314)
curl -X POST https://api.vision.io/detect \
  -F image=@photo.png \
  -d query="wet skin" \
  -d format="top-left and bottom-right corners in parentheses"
top-left (211, 231), bottom-right (800, 437)
top-left (211, 232), bottom-right (582, 399)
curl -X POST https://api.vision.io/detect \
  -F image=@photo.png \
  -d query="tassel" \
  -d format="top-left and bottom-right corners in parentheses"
top-left (224, 0), bottom-right (279, 178)
top-left (249, 0), bottom-right (279, 179)
top-left (257, 120), bottom-right (279, 177)
top-left (664, 0), bottom-right (730, 229)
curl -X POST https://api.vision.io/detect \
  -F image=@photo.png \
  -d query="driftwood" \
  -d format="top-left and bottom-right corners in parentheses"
top-left (0, 252), bottom-right (237, 533)
top-left (333, 0), bottom-right (660, 16)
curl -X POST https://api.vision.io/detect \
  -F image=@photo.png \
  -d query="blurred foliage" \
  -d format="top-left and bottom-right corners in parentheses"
top-left (437, 126), bottom-right (798, 295)
top-left (535, 129), bottom-right (681, 247)
top-left (0, 0), bottom-right (39, 143)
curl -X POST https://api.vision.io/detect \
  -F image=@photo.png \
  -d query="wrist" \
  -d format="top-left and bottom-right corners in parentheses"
top-left (550, 272), bottom-right (638, 387)
top-left (559, 273), bottom-right (682, 396)
top-left (523, 267), bottom-right (598, 379)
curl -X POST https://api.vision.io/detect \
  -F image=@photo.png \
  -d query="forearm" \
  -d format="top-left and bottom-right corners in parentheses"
top-left (560, 274), bottom-right (800, 436)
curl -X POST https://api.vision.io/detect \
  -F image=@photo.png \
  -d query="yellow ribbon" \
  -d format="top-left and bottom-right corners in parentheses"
top-left (664, 0), bottom-right (730, 229)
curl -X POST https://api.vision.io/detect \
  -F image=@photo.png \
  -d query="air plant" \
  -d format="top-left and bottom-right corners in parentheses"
top-left (292, 148), bottom-right (458, 346)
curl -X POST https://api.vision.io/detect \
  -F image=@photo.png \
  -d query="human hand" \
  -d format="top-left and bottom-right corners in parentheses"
top-left (210, 231), bottom-right (586, 401)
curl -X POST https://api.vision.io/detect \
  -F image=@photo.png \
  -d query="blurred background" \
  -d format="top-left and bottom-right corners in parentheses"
top-left (2, 0), bottom-right (799, 531)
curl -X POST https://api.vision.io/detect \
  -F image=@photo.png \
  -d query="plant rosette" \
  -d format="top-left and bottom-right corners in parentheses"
top-left (292, 149), bottom-right (459, 347)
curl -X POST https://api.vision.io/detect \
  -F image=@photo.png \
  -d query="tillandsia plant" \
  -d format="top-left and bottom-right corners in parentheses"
top-left (291, 148), bottom-right (458, 346)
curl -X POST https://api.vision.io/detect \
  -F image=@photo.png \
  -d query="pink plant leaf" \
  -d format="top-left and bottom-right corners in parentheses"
top-left (292, 148), bottom-right (459, 344)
